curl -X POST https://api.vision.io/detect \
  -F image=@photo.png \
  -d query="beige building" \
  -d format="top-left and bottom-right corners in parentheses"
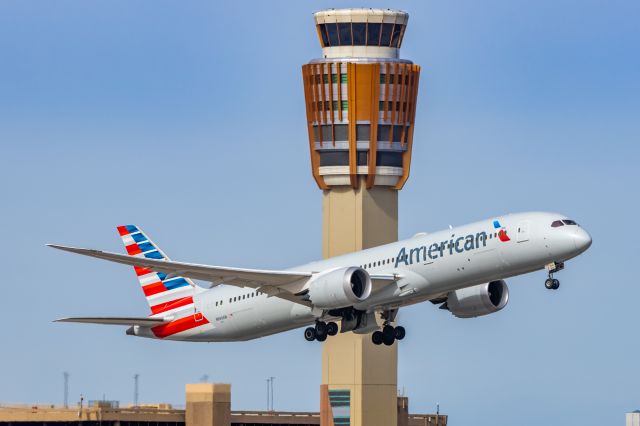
top-left (0, 383), bottom-right (446, 426)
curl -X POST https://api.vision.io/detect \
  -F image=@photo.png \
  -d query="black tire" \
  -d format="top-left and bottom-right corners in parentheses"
top-left (382, 325), bottom-right (395, 346)
top-left (304, 327), bottom-right (316, 341)
top-left (545, 278), bottom-right (554, 289)
top-left (315, 321), bottom-right (327, 337)
top-left (316, 333), bottom-right (327, 342)
top-left (552, 279), bottom-right (560, 290)
top-left (394, 326), bottom-right (406, 340)
top-left (327, 322), bottom-right (339, 336)
top-left (382, 333), bottom-right (395, 346)
top-left (371, 331), bottom-right (383, 345)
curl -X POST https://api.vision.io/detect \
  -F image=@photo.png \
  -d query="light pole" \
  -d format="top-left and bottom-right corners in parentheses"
top-left (133, 374), bottom-right (139, 407)
top-left (269, 377), bottom-right (275, 411)
top-left (63, 372), bottom-right (69, 408)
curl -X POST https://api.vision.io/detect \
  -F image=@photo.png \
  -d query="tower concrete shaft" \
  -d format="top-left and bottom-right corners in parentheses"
top-left (302, 8), bottom-right (422, 426)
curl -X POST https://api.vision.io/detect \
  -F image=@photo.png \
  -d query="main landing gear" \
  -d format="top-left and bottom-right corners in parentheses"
top-left (544, 261), bottom-right (564, 290)
top-left (304, 321), bottom-right (339, 342)
top-left (371, 309), bottom-right (404, 346)
top-left (371, 324), bottom-right (405, 346)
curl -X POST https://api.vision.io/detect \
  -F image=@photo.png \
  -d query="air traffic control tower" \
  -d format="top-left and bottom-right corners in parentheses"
top-left (301, 9), bottom-right (421, 426)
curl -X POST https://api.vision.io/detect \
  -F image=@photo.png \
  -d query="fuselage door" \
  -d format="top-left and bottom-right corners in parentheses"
top-left (517, 221), bottom-right (531, 243)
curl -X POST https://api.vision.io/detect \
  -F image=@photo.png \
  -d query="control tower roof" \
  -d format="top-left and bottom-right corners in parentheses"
top-left (313, 9), bottom-right (409, 59)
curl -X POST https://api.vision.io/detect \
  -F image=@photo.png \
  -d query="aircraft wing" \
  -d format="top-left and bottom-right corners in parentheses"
top-left (55, 317), bottom-right (169, 326)
top-left (48, 244), bottom-right (313, 306)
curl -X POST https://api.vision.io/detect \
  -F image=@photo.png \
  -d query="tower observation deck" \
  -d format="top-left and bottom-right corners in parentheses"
top-left (302, 9), bottom-right (421, 190)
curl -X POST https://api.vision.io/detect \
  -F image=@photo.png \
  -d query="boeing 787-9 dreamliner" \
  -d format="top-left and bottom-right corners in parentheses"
top-left (50, 212), bottom-right (591, 346)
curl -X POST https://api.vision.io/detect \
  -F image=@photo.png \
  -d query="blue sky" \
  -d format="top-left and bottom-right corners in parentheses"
top-left (1, 1), bottom-right (638, 425)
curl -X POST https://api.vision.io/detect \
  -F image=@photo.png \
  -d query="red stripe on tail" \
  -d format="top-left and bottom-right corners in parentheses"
top-left (126, 244), bottom-right (142, 255)
top-left (142, 282), bottom-right (166, 297)
top-left (150, 296), bottom-right (193, 315)
top-left (135, 266), bottom-right (154, 276)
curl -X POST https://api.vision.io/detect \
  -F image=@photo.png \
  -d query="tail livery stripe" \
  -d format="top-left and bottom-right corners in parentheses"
top-left (142, 282), bottom-right (167, 297)
top-left (117, 225), bottom-right (203, 318)
top-left (150, 296), bottom-right (194, 315)
top-left (151, 315), bottom-right (209, 339)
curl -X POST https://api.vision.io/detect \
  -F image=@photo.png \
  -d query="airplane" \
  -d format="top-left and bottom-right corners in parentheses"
top-left (49, 211), bottom-right (592, 346)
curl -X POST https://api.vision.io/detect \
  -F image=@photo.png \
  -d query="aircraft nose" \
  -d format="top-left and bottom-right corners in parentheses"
top-left (572, 228), bottom-right (592, 252)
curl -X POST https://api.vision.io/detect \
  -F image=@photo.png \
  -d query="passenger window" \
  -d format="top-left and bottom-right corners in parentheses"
top-left (551, 220), bottom-right (564, 228)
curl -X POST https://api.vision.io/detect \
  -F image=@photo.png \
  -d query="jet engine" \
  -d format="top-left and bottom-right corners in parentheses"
top-left (306, 267), bottom-right (372, 309)
top-left (445, 280), bottom-right (509, 318)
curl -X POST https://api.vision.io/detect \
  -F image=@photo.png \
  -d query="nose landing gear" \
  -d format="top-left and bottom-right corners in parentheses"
top-left (544, 277), bottom-right (560, 290)
top-left (544, 262), bottom-right (564, 290)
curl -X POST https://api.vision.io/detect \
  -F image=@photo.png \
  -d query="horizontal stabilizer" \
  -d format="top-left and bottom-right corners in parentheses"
top-left (55, 317), bottom-right (169, 326)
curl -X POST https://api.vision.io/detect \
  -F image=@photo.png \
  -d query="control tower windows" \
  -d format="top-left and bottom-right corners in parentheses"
top-left (319, 151), bottom-right (349, 166)
top-left (367, 23), bottom-right (381, 46)
top-left (334, 124), bottom-right (348, 141)
top-left (391, 24), bottom-right (403, 47)
top-left (377, 125), bottom-right (410, 143)
top-left (317, 24), bottom-right (330, 47)
top-left (313, 124), bottom-right (349, 144)
top-left (352, 23), bottom-right (366, 44)
top-left (380, 23), bottom-right (394, 46)
top-left (327, 23), bottom-right (340, 47)
top-left (356, 124), bottom-right (370, 142)
top-left (338, 23), bottom-right (352, 46)
top-left (317, 22), bottom-right (406, 48)
top-left (377, 152), bottom-right (403, 167)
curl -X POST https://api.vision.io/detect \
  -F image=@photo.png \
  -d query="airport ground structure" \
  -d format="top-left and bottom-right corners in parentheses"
top-left (0, 384), bottom-right (447, 426)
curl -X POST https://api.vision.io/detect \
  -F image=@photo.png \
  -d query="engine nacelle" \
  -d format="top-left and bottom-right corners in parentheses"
top-left (307, 267), bottom-right (372, 309)
top-left (446, 280), bottom-right (509, 318)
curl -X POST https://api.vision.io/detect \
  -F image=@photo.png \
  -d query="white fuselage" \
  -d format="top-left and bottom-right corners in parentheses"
top-left (133, 212), bottom-right (591, 341)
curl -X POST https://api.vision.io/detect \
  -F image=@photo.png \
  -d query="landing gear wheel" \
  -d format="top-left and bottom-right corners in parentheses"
top-left (382, 325), bottom-right (395, 346)
top-left (316, 333), bottom-right (327, 342)
top-left (545, 278), bottom-right (555, 289)
top-left (304, 327), bottom-right (316, 341)
top-left (371, 331), bottom-right (383, 345)
top-left (545, 278), bottom-right (560, 290)
top-left (326, 322), bottom-right (339, 336)
top-left (394, 326), bottom-right (406, 340)
top-left (315, 321), bottom-right (327, 336)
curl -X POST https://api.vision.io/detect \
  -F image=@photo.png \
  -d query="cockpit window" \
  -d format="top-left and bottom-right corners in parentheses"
top-left (562, 219), bottom-right (578, 225)
top-left (551, 220), bottom-right (564, 228)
